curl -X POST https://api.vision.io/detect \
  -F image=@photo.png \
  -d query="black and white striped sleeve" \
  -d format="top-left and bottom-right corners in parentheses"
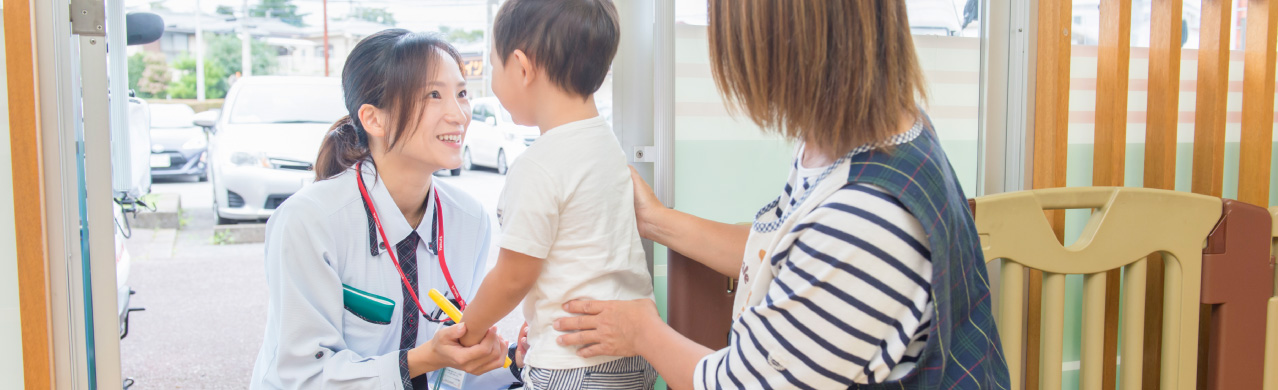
top-left (694, 183), bottom-right (935, 389)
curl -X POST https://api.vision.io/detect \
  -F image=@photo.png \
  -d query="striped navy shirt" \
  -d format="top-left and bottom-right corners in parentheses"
top-left (695, 139), bottom-right (933, 389)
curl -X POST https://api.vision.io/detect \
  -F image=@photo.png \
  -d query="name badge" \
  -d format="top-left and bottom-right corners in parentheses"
top-left (441, 368), bottom-right (465, 389)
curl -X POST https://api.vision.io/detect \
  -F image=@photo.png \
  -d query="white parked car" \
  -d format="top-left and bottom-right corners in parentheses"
top-left (199, 76), bottom-right (345, 224)
top-left (462, 97), bottom-right (539, 175)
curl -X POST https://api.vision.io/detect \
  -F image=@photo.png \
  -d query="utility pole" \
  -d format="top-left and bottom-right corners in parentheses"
top-left (484, 0), bottom-right (496, 96)
top-left (323, 0), bottom-right (330, 76)
top-left (196, 0), bottom-right (206, 100)
top-left (242, 0), bottom-right (252, 77)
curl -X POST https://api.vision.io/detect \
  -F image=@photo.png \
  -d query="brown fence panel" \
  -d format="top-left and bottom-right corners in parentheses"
top-left (1191, 0), bottom-right (1232, 198)
top-left (1239, 0), bottom-right (1278, 207)
top-left (1031, 1), bottom-right (1075, 388)
top-left (1143, 0), bottom-right (1185, 388)
top-left (1092, 1), bottom-right (1134, 388)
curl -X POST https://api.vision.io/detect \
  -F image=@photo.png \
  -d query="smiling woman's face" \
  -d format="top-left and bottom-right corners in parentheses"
top-left (389, 47), bottom-right (473, 172)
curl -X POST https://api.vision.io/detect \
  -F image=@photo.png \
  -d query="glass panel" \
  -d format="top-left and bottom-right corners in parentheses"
top-left (907, 0), bottom-right (983, 194)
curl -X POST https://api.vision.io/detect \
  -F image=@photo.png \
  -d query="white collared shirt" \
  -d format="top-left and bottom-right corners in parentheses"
top-left (251, 162), bottom-right (518, 389)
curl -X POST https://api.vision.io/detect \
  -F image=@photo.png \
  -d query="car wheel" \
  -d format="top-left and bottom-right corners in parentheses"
top-left (497, 149), bottom-right (508, 175)
top-left (450, 168), bottom-right (462, 176)
top-left (198, 164), bottom-right (209, 182)
top-left (462, 147), bottom-right (474, 171)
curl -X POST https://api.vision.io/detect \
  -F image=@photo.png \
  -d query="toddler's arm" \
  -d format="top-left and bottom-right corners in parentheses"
top-left (458, 248), bottom-right (543, 347)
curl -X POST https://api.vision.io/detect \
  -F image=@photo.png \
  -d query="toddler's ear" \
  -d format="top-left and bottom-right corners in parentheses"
top-left (511, 49), bottom-right (537, 87)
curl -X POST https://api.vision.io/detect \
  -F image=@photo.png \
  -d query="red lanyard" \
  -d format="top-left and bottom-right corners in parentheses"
top-left (356, 162), bottom-right (467, 319)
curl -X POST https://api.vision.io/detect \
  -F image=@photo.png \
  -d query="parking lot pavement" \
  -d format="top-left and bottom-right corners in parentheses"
top-left (120, 168), bottom-right (518, 388)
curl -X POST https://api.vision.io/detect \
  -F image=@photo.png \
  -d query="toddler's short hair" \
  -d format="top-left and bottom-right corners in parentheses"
top-left (493, 0), bottom-right (620, 98)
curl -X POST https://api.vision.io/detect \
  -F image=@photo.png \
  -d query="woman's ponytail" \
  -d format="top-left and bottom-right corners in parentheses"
top-left (314, 115), bottom-right (369, 181)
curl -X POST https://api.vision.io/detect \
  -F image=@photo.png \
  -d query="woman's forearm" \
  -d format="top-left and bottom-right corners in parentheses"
top-left (645, 207), bottom-right (750, 277)
top-left (636, 320), bottom-right (714, 389)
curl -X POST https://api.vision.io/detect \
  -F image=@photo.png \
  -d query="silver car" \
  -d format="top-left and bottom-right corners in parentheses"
top-left (200, 76), bottom-right (345, 224)
top-left (148, 104), bottom-right (209, 181)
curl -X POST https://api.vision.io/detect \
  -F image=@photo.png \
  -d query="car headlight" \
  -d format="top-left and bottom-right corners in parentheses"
top-left (229, 151), bottom-right (269, 168)
top-left (182, 137), bottom-right (207, 150)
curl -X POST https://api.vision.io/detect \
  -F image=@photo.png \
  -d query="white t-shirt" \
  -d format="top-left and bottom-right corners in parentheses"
top-left (496, 116), bottom-right (654, 370)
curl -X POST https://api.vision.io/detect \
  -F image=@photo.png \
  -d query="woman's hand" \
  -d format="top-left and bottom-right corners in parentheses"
top-left (515, 322), bottom-right (530, 368)
top-left (629, 166), bottom-right (665, 240)
top-left (553, 299), bottom-right (661, 358)
top-left (410, 323), bottom-right (508, 377)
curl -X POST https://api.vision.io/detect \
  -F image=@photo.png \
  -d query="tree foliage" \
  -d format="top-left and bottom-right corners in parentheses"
top-left (167, 56), bottom-right (229, 99)
top-left (347, 7), bottom-right (396, 26)
top-left (251, 0), bottom-right (307, 27)
top-left (439, 26), bottom-right (483, 44)
top-left (135, 52), bottom-right (171, 99)
top-left (205, 33), bottom-right (277, 77)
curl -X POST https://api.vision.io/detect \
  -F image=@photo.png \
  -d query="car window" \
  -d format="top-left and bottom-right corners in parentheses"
top-left (229, 83), bottom-right (346, 125)
top-left (472, 103), bottom-right (490, 121)
top-left (150, 104), bottom-right (196, 128)
top-left (498, 105), bottom-right (513, 124)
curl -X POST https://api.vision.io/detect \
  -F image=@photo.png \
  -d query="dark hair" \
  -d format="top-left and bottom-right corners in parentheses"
top-left (493, 0), bottom-right (619, 99)
top-left (315, 29), bottom-right (464, 181)
top-left (707, 0), bottom-right (927, 157)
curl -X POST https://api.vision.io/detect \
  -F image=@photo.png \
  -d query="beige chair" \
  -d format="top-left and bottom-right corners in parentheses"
top-left (973, 187), bottom-right (1220, 390)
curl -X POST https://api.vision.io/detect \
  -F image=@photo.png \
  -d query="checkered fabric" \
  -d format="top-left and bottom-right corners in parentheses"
top-left (397, 232), bottom-right (429, 390)
top-left (845, 115), bottom-right (1010, 389)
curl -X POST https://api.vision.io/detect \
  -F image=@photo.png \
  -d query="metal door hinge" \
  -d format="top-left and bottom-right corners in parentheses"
top-left (71, 0), bottom-right (106, 36)
top-left (633, 146), bottom-right (656, 162)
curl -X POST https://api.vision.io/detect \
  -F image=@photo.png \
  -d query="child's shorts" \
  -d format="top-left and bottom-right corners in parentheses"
top-left (522, 356), bottom-right (657, 390)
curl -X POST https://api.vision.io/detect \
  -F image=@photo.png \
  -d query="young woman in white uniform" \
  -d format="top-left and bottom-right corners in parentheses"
top-left (250, 30), bottom-right (524, 389)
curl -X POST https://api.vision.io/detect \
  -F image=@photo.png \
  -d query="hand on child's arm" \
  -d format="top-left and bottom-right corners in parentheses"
top-left (459, 249), bottom-right (543, 347)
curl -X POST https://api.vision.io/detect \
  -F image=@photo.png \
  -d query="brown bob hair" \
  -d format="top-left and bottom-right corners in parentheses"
top-left (707, 0), bottom-right (928, 157)
top-left (314, 29), bottom-right (465, 181)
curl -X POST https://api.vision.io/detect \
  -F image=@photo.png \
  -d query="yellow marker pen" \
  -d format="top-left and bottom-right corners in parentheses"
top-left (428, 288), bottom-right (513, 369)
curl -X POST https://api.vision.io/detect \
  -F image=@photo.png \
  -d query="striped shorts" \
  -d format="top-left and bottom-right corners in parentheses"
top-left (522, 356), bottom-right (657, 390)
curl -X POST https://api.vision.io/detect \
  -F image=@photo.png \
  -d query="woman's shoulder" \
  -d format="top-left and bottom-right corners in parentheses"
top-left (803, 183), bottom-right (926, 243)
top-left (272, 170), bottom-right (361, 225)
top-left (433, 179), bottom-right (487, 222)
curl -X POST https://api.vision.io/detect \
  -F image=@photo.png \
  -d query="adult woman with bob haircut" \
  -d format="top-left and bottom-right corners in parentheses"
top-left (553, 1), bottom-right (1011, 389)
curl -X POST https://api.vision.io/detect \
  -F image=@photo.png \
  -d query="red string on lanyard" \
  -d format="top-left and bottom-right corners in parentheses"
top-left (356, 162), bottom-right (467, 321)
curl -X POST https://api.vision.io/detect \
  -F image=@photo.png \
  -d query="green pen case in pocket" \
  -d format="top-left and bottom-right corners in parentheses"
top-left (343, 284), bottom-right (395, 325)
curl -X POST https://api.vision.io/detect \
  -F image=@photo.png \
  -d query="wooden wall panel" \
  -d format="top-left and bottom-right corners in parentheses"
top-left (1092, 1), bottom-right (1133, 388)
top-left (4, 0), bottom-right (53, 388)
top-left (1032, 1), bottom-right (1073, 389)
top-left (1239, 0), bottom-right (1278, 207)
top-left (1191, 0), bottom-right (1232, 198)
top-left (1143, 0), bottom-right (1184, 388)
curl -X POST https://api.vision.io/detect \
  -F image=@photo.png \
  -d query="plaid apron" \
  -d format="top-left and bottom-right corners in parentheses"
top-left (847, 117), bottom-right (1010, 389)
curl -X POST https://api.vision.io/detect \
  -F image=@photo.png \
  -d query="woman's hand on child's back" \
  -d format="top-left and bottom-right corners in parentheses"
top-left (515, 322), bottom-right (530, 367)
top-left (553, 298), bottom-right (661, 358)
top-left (629, 166), bottom-right (665, 239)
top-left (411, 323), bottom-right (509, 376)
